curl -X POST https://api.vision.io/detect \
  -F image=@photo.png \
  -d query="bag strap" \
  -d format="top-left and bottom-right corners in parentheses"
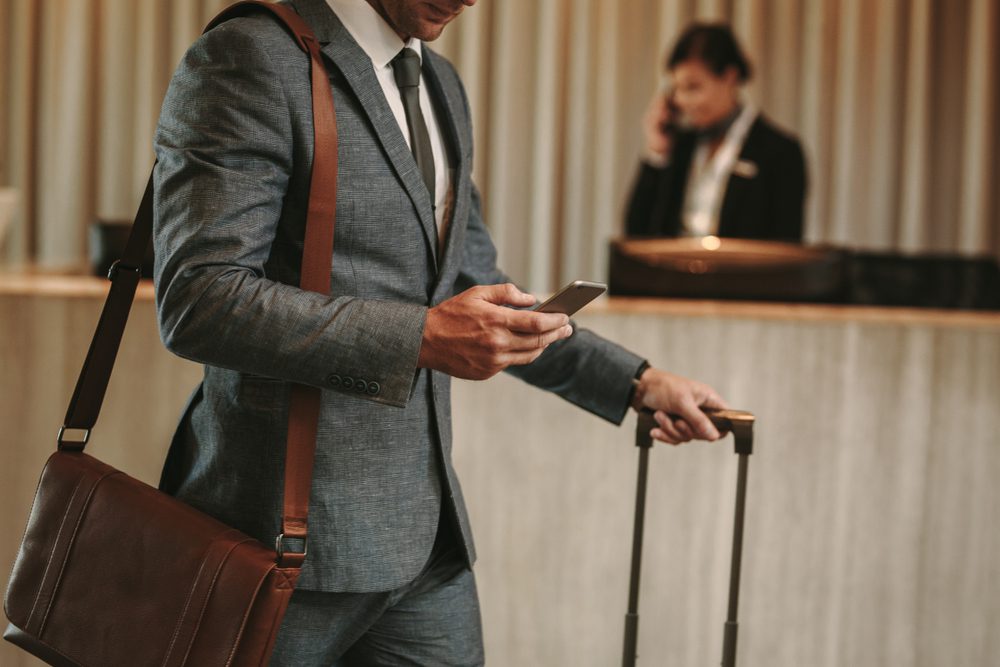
top-left (59, 0), bottom-right (338, 569)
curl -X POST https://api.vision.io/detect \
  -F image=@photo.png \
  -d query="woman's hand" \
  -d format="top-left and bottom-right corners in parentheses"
top-left (642, 90), bottom-right (675, 163)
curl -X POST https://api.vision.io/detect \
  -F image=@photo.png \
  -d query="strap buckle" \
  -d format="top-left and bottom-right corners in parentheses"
top-left (57, 426), bottom-right (90, 450)
top-left (275, 533), bottom-right (307, 560)
top-left (107, 259), bottom-right (141, 281)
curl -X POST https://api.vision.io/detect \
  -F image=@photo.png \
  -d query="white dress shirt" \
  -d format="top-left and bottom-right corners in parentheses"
top-left (326, 0), bottom-right (453, 249)
top-left (681, 104), bottom-right (758, 237)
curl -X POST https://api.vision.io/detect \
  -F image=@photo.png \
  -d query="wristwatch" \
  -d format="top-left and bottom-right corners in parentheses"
top-left (628, 360), bottom-right (651, 410)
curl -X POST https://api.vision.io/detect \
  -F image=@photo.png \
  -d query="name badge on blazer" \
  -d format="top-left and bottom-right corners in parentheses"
top-left (732, 159), bottom-right (759, 179)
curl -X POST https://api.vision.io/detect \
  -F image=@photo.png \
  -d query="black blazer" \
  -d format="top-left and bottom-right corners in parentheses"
top-left (625, 115), bottom-right (807, 241)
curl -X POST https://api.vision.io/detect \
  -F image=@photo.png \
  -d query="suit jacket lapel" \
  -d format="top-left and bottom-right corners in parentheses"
top-left (290, 0), bottom-right (440, 268)
top-left (718, 118), bottom-right (763, 237)
top-left (422, 50), bottom-right (471, 293)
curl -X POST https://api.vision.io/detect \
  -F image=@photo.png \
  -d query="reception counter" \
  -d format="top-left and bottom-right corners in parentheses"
top-left (2, 275), bottom-right (998, 666)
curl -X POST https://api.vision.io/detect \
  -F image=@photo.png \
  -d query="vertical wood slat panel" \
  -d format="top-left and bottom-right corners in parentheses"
top-left (480, 0), bottom-right (518, 276)
top-left (586, 0), bottom-right (621, 282)
top-left (868, 0), bottom-right (903, 249)
top-left (3, 0), bottom-right (999, 275)
top-left (130, 2), bottom-right (162, 202)
top-left (525, 0), bottom-right (560, 293)
top-left (95, 0), bottom-right (137, 221)
top-left (898, 0), bottom-right (933, 251)
top-left (762, 0), bottom-right (802, 132)
top-left (0, 0), bottom-right (10, 185)
top-left (1, 0), bottom-right (37, 264)
top-left (828, 0), bottom-right (862, 246)
top-left (434, 0), bottom-right (490, 188)
top-left (729, 0), bottom-right (762, 100)
top-left (558, 0), bottom-right (594, 286)
top-left (655, 0), bottom-right (688, 79)
top-left (36, 0), bottom-right (97, 267)
top-left (958, 0), bottom-right (998, 251)
top-left (798, 1), bottom-right (827, 242)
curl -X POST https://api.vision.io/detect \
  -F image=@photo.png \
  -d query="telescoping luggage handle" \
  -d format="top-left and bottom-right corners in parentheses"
top-left (54, 0), bottom-right (339, 569)
top-left (622, 407), bottom-right (755, 667)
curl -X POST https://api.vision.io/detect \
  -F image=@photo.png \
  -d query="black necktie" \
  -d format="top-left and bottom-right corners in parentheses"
top-left (391, 48), bottom-right (436, 200)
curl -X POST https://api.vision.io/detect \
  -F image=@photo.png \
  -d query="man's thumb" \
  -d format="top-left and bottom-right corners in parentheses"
top-left (481, 283), bottom-right (535, 306)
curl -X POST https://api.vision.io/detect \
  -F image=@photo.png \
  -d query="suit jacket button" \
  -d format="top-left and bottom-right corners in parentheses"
top-left (342, 376), bottom-right (354, 389)
top-left (367, 381), bottom-right (380, 395)
top-left (354, 378), bottom-right (367, 393)
top-left (326, 373), bottom-right (342, 387)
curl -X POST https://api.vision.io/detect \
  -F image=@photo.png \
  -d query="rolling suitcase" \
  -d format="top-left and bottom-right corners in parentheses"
top-left (622, 408), bottom-right (755, 667)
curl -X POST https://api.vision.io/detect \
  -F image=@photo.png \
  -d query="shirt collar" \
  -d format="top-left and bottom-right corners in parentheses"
top-left (326, 0), bottom-right (423, 69)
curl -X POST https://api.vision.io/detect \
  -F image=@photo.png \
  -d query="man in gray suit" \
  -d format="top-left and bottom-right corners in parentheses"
top-left (153, 0), bottom-right (727, 664)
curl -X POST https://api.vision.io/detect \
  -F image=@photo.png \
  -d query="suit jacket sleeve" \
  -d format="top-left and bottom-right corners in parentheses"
top-left (455, 184), bottom-right (647, 426)
top-left (153, 19), bottom-right (425, 408)
top-left (771, 136), bottom-right (807, 241)
top-left (625, 162), bottom-right (667, 236)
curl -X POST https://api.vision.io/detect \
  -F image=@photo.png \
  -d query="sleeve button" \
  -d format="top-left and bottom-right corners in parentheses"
top-left (354, 378), bottom-right (367, 393)
top-left (367, 381), bottom-right (380, 395)
top-left (342, 376), bottom-right (354, 390)
top-left (326, 374), bottom-right (342, 387)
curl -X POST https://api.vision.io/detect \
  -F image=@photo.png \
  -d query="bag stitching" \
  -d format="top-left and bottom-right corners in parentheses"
top-left (37, 469), bottom-right (121, 637)
top-left (225, 555), bottom-right (277, 667)
top-left (160, 545), bottom-right (215, 667)
top-left (258, 569), bottom-right (299, 667)
top-left (24, 473), bottom-right (86, 633)
top-left (176, 535), bottom-right (256, 667)
top-left (4, 454), bottom-right (56, 623)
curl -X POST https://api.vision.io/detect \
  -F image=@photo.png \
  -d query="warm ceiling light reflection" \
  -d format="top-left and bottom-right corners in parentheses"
top-left (700, 235), bottom-right (721, 251)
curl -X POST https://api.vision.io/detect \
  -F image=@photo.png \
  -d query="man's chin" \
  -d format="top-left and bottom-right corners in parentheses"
top-left (413, 21), bottom-right (447, 41)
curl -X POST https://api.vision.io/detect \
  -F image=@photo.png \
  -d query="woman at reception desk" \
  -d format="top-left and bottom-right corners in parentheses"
top-left (625, 23), bottom-right (807, 242)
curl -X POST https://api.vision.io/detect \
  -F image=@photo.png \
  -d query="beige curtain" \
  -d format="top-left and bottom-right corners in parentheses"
top-left (0, 0), bottom-right (231, 269)
top-left (2, 0), bottom-right (998, 292)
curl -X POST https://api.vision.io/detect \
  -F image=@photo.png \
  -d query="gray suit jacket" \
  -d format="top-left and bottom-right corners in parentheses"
top-left (153, 0), bottom-right (644, 593)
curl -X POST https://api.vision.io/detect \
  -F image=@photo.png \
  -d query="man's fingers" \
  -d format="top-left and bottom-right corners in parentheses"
top-left (503, 348), bottom-right (551, 367)
top-left (652, 412), bottom-right (684, 444)
top-left (702, 391), bottom-right (730, 411)
top-left (509, 327), bottom-right (570, 353)
top-left (477, 283), bottom-right (536, 308)
top-left (677, 398), bottom-right (720, 440)
top-left (505, 308), bottom-right (569, 334)
top-left (650, 429), bottom-right (681, 445)
top-left (504, 325), bottom-right (573, 352)
top-left (673, 419), bottom-right (695, 441)
top-left (467, 283), bottom-right (571, 333)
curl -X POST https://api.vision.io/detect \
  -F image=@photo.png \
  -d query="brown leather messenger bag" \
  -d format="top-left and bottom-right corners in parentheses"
top-left (3, 3), bottom-right (338, 664)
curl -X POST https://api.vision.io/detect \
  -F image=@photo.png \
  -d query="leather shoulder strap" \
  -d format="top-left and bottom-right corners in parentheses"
top-left (60, 0), bottom-right (338, 569)
top-left (208, 1), bottom-right (339, 568)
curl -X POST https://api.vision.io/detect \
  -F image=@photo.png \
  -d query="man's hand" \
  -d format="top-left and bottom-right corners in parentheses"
top-left (418, 284), bottom-right (573, 380)
top-left (633, 368), bottom-right (729, 444)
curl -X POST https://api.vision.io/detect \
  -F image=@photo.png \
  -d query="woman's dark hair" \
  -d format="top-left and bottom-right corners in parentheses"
top-left (667, 23), bottom-right (752, 82)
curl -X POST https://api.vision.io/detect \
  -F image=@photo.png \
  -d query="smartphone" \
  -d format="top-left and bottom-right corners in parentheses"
top-left (661, 88), bottom-right (681, 135)
top-left (532, 280), bottom-right (607, 315)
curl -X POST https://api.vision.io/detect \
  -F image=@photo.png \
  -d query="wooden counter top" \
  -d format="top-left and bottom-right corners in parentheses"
top-left (0, 273), bottom-right (157, 300)
top-left (587, 296), bottom-right (1000, 329)
top-left (3, 273), bottom-right (999, 330)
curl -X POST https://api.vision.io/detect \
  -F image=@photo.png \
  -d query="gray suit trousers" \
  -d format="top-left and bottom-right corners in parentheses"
top-left (269, 511), bottom-right (484, 666)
